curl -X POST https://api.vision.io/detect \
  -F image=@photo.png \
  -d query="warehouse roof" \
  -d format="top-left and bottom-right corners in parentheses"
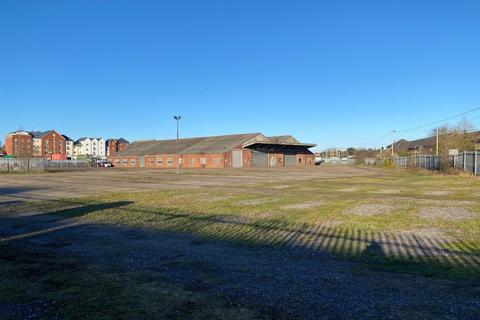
top-left (113, 133), bottom-right (315, 156)
top-left (267, 135), bottom-right (300, 144)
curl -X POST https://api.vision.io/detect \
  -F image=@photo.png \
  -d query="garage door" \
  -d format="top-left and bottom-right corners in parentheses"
top-left (252, 150), bottom-right (268, 167)
top-left (232, 150), bottom-right (242, 168)
top-left (285, 154), bottom-right (296, 166)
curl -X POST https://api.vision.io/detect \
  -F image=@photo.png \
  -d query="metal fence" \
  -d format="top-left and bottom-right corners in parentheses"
top-left (393, 152), bottom-right (480, 176)
top-left (395, 155), bottom-right (442, 171)
top-left (450, 151), bottom-right (480, 176)
top-left (0, 158), bottom-right (92, 173)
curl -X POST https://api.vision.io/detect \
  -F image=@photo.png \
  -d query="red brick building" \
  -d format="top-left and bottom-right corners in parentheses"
top-left (108, 133), bottom-right (316, 169)
top-left (107, 138), bottom-right (130, 156)
top-left (30, 130), bottom-right (66, 159)
top-left (4, 131), bottom-right (33, 158)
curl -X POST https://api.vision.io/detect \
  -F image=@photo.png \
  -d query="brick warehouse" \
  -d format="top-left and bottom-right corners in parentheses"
top-left (108, 133), bottom-right (316, 169)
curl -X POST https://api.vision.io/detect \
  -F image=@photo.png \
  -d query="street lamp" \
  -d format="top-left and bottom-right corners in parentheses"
top-left (173, 115), bottom-right (182, 174)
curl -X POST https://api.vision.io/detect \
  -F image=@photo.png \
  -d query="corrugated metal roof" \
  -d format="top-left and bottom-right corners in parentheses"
top-left (114, 133), bottom-right (264, 156)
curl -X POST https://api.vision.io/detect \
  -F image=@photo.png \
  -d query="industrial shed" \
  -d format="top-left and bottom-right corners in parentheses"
top-left (108, 133), bottom-right (316, 169)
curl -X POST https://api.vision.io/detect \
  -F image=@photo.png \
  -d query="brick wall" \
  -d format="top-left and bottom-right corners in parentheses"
top-left (5, 133), bottom-right (33, 158)
top-left (40, 131), bottom-right (66, 159)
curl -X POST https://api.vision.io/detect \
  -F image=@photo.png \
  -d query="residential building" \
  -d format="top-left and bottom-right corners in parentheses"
top-left (62, 135), bottom-right (74, 159)
top-left (387, 131), bottom-right (480, 156)
top-left (30, 130), bottom-right (66, 159)
top-left (108, 133), bottom-right (316, 168)
top-left (73, 137), bottom-right (107, 159)
top-left (107, 138), bottom-right (130, 156)
top-left (4, 131), bottom-right (33, 158)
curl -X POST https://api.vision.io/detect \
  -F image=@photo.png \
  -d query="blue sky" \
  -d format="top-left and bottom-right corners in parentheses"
top-left (2, 0), bottom-right (480, 150)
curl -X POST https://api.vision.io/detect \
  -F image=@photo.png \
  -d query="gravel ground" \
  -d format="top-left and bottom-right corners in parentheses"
top-left (343, 204), bottom-right (397, 217)
top-left (419, 207), bottom-right (475, 221)
top-left (281, 201), bottom-right (325, 210)
top-left (1, 212), bottom-right (479, 319)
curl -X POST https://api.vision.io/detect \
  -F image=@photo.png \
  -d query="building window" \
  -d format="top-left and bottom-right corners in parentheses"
top-left (130, 159), bottom-right (136, 165)
top-left (213, 158), bottom-right (221, 165)
top-left (200, 158), bottom-right (207, 165)
top-left (190, 158), bottom-right (195, 166)
top-left (157, 159), bottom-right (163, 165)
top-left (167, 158), bottom-right (173, 166)
top-left (122, 159), bottom-right (128, 165)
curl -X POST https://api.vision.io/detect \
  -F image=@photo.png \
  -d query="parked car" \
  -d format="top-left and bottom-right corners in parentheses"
top-left (97, 160), bottom-right (113, 167)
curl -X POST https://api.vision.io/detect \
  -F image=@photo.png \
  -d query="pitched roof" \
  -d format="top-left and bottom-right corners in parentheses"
top-left (117, 138), bottom-right (129, 144)
top-left (114, 133), bottom-right (316, 157)
top-left (115, 133), bottom-right (262, 156)
top-left (62, 134), bottom-right (73, 141)
top-left (29, 130), bottom-right (53, 139)
top-left (267, 135), bottom-right (300, 144)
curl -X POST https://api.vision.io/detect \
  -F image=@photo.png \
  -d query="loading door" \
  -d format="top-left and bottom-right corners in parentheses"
top-left (252, 150), bottom-right (268, 167)
top-left (269, 155), bottom-right (277, 167)
top-left (232, 150), bottom-right (242, 168)
top-left (285, 154), bottom-right (297, 166)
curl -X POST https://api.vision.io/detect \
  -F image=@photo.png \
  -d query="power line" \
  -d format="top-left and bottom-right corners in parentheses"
top-left (356, 106), bottom-right (480, 148)
top-left (396, 106), bottom-right (480, 134)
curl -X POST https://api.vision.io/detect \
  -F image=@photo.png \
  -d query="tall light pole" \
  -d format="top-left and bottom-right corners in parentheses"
top-left (173, 115), bottom-right (181, 174)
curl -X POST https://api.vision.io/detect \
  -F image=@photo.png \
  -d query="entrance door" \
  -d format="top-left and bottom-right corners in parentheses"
top-left (232, 150), bottom-right (242, 168)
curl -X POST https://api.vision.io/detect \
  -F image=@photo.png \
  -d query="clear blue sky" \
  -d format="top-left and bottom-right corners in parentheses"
top-left (2, 0), bottom-right (480, 150)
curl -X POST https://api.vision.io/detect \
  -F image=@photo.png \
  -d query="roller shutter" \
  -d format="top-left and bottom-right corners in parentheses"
top-left (252, 150), bottom-right (268, 167)
top-left (285, 154), bottom-right (297, 166)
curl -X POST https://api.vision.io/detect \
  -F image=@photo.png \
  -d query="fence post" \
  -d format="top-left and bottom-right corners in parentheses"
top-left (475, 151), bottom-right (478, 176)
top-left (464, 151), bottom-right (467, 172)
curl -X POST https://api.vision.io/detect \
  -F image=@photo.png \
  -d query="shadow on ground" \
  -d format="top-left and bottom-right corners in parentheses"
top-left (1, 200), bottom-right (480, 319)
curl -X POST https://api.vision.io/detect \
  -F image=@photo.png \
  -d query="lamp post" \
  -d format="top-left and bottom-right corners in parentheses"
top-left (173, 115), bottom-right (182, 174)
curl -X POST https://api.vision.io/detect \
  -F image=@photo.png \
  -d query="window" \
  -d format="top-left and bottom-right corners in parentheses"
top-left (130, 159), bottom-right (136, 165)
top-left (190, 158), bottom-right (195, 166)
top-left (167, 158), bottom-right (173, 166)
top-left (200, 158), bottom-right (207, 165)
top-left (157, 159), bottom-right (163, 165)
top-left (122, 159), bottom-right (128, 165)
top-left (213, 158), bottom-right (221, 165)
top-left (149, 158), bottom-right (154, 165)
top-left (114, 159), bottom-right (120, 164)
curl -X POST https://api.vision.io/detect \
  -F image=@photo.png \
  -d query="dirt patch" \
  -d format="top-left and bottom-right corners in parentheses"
top-left (281, 201), bottom-right (325, 210)
top-left (338, 187), bottom-right (358, 193)
top-left (237, 198), bottom-right (277, 206)
top-left (344, 204), bottom-right (396, 216)
top-left (423, 191), bottom-right (452, 196)
top-left (372, 189), bottom-right (400, 195)
top-left (269, 185), bottom-right (290, 190)
top-left (419, 207), bottom-right (474, 221)
top-left (202, 195), bottom-right (233, 203)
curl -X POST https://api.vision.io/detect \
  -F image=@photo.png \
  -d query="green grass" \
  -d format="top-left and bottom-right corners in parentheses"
top-left (2, 169), bottom-right (480, 318)
top-left (2, 170), bottom-right (479, 279)
top-left (0, 242), bottom-right (267, 320)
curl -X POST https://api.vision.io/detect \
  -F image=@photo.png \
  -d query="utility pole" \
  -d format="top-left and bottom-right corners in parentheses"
top-left (173, 115), bottom-right (182, 174)
top-left (390, 130), bottom-right (396, 159)
top-left (436, 128), bottom-right (439, 155)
